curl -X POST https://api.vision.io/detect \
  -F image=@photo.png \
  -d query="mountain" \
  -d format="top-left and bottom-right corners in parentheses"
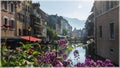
top-left (63, 17), bottom-right (86, 30)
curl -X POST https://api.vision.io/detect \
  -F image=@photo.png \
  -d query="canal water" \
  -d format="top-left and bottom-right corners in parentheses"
top-left (66, 44), bottom-right (86, 66)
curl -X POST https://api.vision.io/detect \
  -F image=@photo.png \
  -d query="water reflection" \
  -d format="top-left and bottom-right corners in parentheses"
top-left (66, 45), bottom-right (86, 66)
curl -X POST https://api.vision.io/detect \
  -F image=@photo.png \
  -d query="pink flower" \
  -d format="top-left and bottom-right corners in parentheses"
top-left (59, 39), bottom-right (67, 48)
top-left (52, 60), bottom-right (63, 67)
top-left (63, 54), bottom-right (67, 59)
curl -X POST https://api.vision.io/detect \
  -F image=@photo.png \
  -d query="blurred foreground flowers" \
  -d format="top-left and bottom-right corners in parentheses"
top-left (1, 42), bottom-right (114, 67)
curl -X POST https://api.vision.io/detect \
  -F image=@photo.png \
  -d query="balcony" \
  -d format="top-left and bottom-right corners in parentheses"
top-left (34, 22), bottom-right (41, 26)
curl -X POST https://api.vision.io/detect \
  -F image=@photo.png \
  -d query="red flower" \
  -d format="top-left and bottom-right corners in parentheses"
top-left (2, 24), bottom-right (11, 28)
top-left (28, 49), bottom-right (34, 54)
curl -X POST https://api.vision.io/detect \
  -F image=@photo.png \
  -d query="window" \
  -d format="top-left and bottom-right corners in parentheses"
top-left (106, 1), bottom-right (110, 10)
top-left (34, 29), bottom-right (37, 34)
top-left (4, 18), bottom-right (8, 25)
top-left (99, 26), bottom-right (102, 38)
top-left (110, 2), bottom-right (114, 8)
top-left (27, 7), bottom-right (31, 12)
top-left (18, 14), bottom-right (24, 22)
top-left (2, 18), bottom-right (8, 29)
top-left (9, 20), bottom-right (14, 29)
top-left (25, 6), bottom-right (27, 12)
top-left (3, 1), bottom-right (7, 10)
top-left (24, 16), bottom-right (27, 23)
top-left (112, 1), bottom-right (119, 7)
top-left (113, 1), bottom-right (119, 6)
top-left (37, 17), bottom-right (40, 22)
top-left (110, 48), bottom-right (114, 54)
top-left (110, 23), bottom-right (114, 39)
top-left (17, 13), bottom-right (20, 20)
top-left (11, 3), bottom-right (14, 12)
top-left (22, 15), bottom-right (24, 22)
top-left (25, 16), bottom-right (30, 23)
top-left (19, 29), bottom-right (21, 36)
top-left (23, 29), bottom-right (27, 36)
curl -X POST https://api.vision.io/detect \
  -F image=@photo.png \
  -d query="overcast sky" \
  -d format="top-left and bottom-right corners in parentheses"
top-left (33, 0), bottom-right (94, 20)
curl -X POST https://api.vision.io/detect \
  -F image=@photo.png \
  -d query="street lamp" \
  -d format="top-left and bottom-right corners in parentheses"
top-left (28, 26), bottom-right (31, 42)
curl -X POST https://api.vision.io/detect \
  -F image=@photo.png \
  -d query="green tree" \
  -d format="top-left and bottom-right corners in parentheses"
top-left (62, 28), bottom-right (68, 36)
top-left (47, 26), bottom-right (57, 40)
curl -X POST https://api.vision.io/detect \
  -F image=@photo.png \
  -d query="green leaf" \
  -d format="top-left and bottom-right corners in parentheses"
top-left (52, 49), bottom-right (57, 52)
top-left (1, 57), bottom-right (6, 66)
top-left (21, 43), bottom-right (32, 50)
top-left (32, 51), bottom-right (41, 56)
top-left (68, 46), bottom-right (73, 51)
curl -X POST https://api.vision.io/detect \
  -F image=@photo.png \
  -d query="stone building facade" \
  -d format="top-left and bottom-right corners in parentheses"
top-left (93, 1), bottom-right (119, 65)
top-left (1, 1), bottom-right (16, 38)
top-left (1, 1), bottom-right (32, 38)
top-left (30, 3), bottom-right (47, 38)
top-left (16, 1), bottom-right (32, 36)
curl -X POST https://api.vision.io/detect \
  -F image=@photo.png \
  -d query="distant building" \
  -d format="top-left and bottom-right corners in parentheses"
top-left (56, 22), bottom-right (61, 35)
top-left (60, 17), bottom-right (72, 37)
top-left (46, 15), bottom-right (72, 38)
top-left (92, 1), bottom-right (119, 65)
top-left (39, 9), bottom-right (47, 38)
top-left (67, 24), bottom-right (72, 37)
top-left (81, 28), bottom-right (87, 43)
top-left (72, 28), bottom-right (82, 39)
top-left (56, 16), bottom-right (61, 35)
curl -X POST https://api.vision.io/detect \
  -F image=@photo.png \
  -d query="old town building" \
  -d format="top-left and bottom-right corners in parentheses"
top-left (16, 1), bottom-right (32, 36)
top-left (92, 1), bottom-right (119, 65)
top-left (85, 13), bottom-right (94, 39)
top-left (60, 17), bottom-right (72, 37)
top-left (1, 1), bottom-right (32, 39)
top-left (1, 1), bottom-right (17, 39)
top-left (30, 3), bottom-right (47, 39)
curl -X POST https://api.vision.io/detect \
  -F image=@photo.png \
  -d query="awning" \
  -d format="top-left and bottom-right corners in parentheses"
top-left (21, 36), bottom-right (41, 42)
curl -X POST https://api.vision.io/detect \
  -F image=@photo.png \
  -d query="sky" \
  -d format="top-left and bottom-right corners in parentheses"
top-left (32, 0), bottom-right (94, 29)
top-left (33, 0), bottom-right (94, 20)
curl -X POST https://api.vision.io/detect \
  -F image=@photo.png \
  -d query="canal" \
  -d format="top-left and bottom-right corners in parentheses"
top-left (66, 44), bottom-right (86, 66)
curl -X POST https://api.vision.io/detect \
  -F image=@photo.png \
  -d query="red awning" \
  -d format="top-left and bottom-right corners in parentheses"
top-left (21, 36), bottom-right (41, 42)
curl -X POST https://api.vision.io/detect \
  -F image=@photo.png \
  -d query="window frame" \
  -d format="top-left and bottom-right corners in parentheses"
top-left (109, 22), bottom-right (115, 40)
top-left (19, 28), bottom-right (22, 36)
top-left (9, 19), bottom-right (15, 29)
top-left (3, 16), bottom-right (9, 25)
top-left (2, 17), bottom-right (9, 30)
top-left (3, 1), bottom-right (8, 11)
top-left (4, 18), bottom-right (8, 25)
top-left (10, 3), bottom-right (14, 12)
top-left (99, 25), bottom-right (102, 38)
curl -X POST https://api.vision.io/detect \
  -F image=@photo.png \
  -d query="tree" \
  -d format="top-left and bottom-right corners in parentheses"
top-left (62, 28), bottom-right (68, 36)
top-left (47, 26), bottom-right (57, 40)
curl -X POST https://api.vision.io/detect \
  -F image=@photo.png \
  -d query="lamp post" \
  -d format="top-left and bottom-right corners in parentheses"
top-left (28, 26), bottom-right (31, 42)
